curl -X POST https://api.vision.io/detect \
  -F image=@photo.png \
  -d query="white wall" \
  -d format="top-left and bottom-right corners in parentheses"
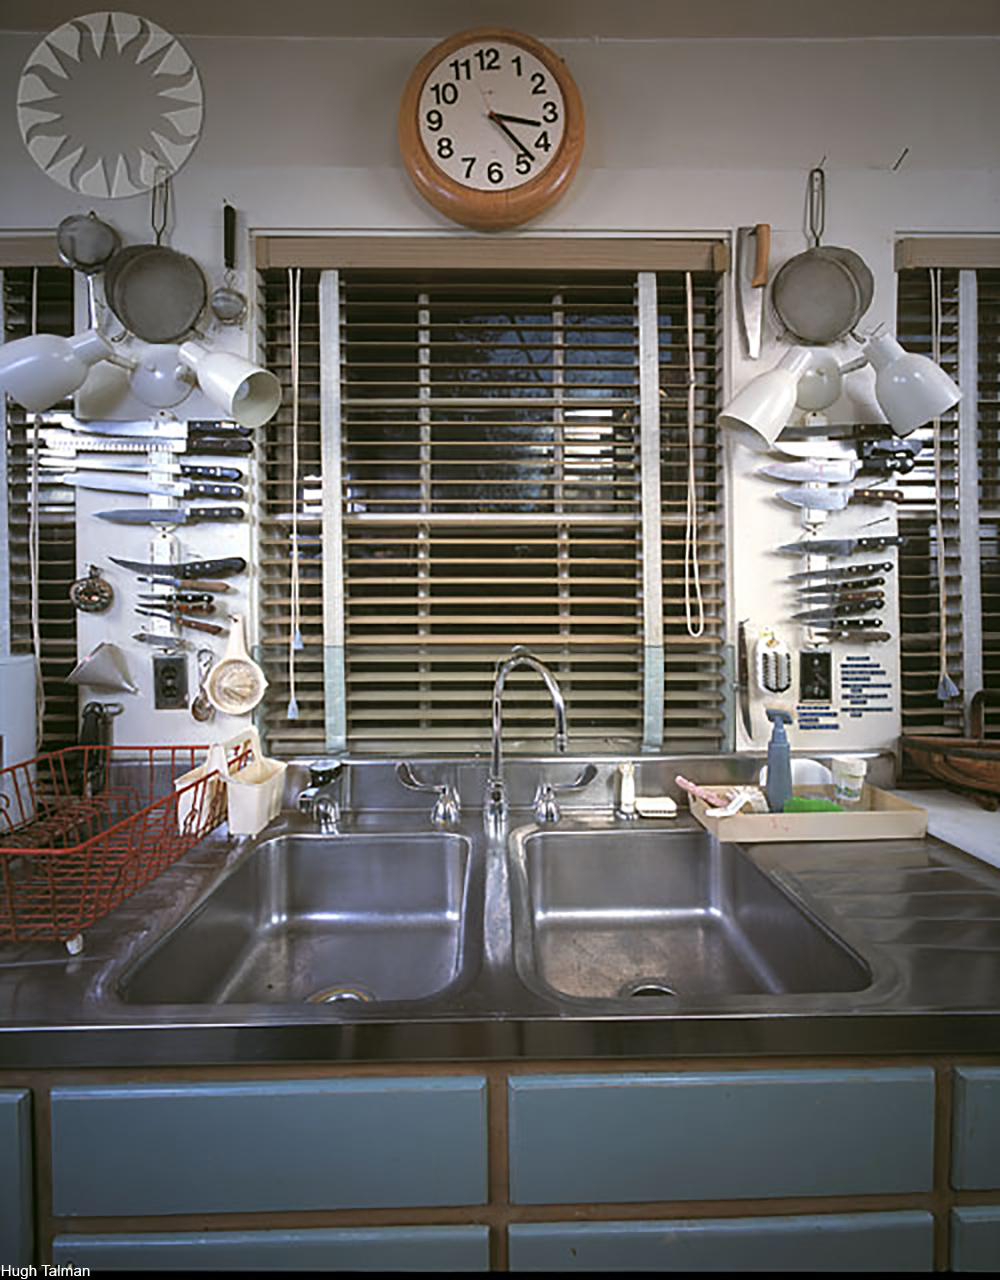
top-left (1, 25), bottom-right (998, 749)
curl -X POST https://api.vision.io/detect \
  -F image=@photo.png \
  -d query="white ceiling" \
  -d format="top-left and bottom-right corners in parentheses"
top-left (3, 0), bottom-right (1000, 39)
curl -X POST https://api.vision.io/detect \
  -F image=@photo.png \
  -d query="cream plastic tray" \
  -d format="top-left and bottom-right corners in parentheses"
top-left (689, 785), bottom-right (927, 843)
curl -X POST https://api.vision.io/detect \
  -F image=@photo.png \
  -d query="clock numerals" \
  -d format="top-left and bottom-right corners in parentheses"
top-left (430, 81), bottom-right (459, 106)
top-left (425, 109), bottom-right (443, 132)
top-left (436, 137), bottom-right (454, 160)
top-left (542, 101), bottom-right (559, 124)
top-left (534, 131), bottom-right (551, 153)
top-left (530, 70), bottom-right (547, 95)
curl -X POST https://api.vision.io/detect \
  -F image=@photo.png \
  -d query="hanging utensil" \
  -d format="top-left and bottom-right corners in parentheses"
top-left (103, 174), bottom-right (207, 343)
top-left (204, 614), bottom-right (268, 715)
top-left (777, 534), bottom-right (905, 556)
top-left (56, 211), bottom-right (120, 327)
top-left (190, 648), bottom-right (217, 722)
top-left (770, 168), bottom-right (874, 344)
top-left (776, 486), bottom-right (904, 511)
top-left (210, 203), bottom-right (248, 325)
top-left (735, 224), bottom-right (770, 359)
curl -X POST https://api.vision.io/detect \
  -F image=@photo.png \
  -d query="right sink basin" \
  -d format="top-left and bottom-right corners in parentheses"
top-left (508, 825), bottom-right (871, 1005)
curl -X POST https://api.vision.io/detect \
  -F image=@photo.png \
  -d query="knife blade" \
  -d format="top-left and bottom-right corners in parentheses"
top-left (57, 474), bottom-right (245, 500)
top-left (777, 536), bottom-right (906, 556)
top-left (797, 577), bottom-right (886, 597)
top-left (40, 455), bottom-right (243, 481)
top-left (61, 419), bottom-right (187, 440)
top-left (793, 600), bottom-right (884, 623)
top-left (737, 619), bottom-right (752, 738)
top-left (777, 486), bottom-right (904, 510)
top-left (736, 224), bottom-right (769, 359)
top-left (762, 457), bottom-right (912, 483)
top-left (809, 627), bottom-right (891, 642)
top-left (787, 561), bottom-right (895, 582)
top-left (109, 555), bottom-right (247, 578)
top-left (95, 506), bottom-right (245, 525)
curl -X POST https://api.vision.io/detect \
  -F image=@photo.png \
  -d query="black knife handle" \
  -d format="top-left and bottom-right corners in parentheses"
top-left (188, 420), bottom-right (253, 437)
top-left (187, 506), bottom-right (245, 522)
top-left (185, 482), bottom-right (245, 500)
top-left (858, 536), bottom-right (906, 551)
top-left (179, 464), bottom-right (243, 481)
top-left (185, 437), bottom-right (254, 455)
top-left (175, 557), bottom-right (247, 578)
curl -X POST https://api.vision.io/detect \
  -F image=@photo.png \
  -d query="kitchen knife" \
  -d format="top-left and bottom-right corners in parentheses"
top-left (793, 600), bottom-right (884, 623)
top-left (57, 474), bottom-right (244, 500)
top-left (777, 486), bottom-right (904, 510)
top-left (134, 606), bottom-right (225, 635)
top-left (737, 619), bottom-right (752, 738)
top-left (138, 592), bottom-right (215, 606)
top-left (797, 577), bottom-right (886, 597)
top-left (761, 457), bottom-right (913, 482)
top-left (61, 419), bottom-right (187, 439)
top-left (736, 224), bottom-right (770, 359)
top-left (184, 436), bottom-right (254, 455)
top-left (95, 506), bottom-right (245, 525)
top-left (136, 575), bottom-right (232, 593)
top-left (777, 535), bottom-right (906, 556)
top-left (809, 627), bottom-right (891, 642)
top-left (188, 420), bottom-right (253, 438)
top-left (40, 455), bottom-right (243, 481)
top-left (787, 561), bottom-right (894, 582)
top-left (110, 555), bottom-right (247, 578)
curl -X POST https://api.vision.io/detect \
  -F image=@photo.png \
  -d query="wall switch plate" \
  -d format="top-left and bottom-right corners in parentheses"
top-left (799, 650), bottom-right (833, 702)
top-left (153, 654), bottom-right (188, 709)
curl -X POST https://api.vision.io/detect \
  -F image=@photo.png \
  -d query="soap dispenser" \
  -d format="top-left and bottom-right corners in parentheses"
top-left (764, 709), bottom-right (793, 813)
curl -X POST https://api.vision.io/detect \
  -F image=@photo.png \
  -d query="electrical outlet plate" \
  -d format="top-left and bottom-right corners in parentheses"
top-left (153, 654), bottom-right (189, 709)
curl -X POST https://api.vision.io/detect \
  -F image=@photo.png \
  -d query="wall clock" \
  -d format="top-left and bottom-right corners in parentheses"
top-left (398, 27), bottom-right (584, 231)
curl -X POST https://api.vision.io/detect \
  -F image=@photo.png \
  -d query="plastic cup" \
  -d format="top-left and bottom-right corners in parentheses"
top-left (832, 755), bottom-right (868, 808)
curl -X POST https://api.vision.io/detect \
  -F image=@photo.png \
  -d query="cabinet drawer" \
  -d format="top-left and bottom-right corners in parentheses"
top-left (952, 1068), bottom-right (1000, 1189)
top-left (508, 1212), bottom-right (934, 1272)
top-left (509, 1069), bottom-right (934, 1204)
top-left (51, 1077), bottom-right (487, 1216)
top-left (0, 1089), bottom-right (32, 1266)
top-left (951, 1207), bottom-right (1000, 1272)
top-left (52, 1226), bottom-right (490, 1271)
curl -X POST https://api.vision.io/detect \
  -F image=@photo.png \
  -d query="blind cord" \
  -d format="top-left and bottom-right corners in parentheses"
top-left (683, 271), bottom-right (704, 637)
top-left (930, 267), bottom-right (959, 702)
top-left (287, 267), bottom-right (303, 720)
top-left (28, 269), bottom-right (46, 746)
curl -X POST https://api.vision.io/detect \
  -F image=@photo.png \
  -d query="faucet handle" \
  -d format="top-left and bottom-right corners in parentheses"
top-left (533, 781), bottom-right (561, 824)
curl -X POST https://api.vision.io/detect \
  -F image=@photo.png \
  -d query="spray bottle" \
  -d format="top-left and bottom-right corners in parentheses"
top-left (765, 708), bottom-right (793, 813)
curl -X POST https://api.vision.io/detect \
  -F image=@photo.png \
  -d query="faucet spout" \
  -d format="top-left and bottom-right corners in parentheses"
top-left (485, 647), bottom-right (567, 838)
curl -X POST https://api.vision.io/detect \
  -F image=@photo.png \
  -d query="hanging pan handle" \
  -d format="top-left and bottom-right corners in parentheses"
top-left (223, 203), bottom-right (237, 273)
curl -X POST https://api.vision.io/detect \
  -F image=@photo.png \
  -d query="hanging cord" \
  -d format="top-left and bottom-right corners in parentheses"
top-left (683, 271), bottom-right (704, 637)
top-left (930, 267), bottom-right (959, 702)
top-left (28, 269), bottom-right (46, 744)
top-left (286, 267), bottom-right (304, 719)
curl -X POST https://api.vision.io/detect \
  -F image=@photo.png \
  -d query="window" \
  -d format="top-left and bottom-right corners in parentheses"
top-left (1, 262), bottom-right (78, 752)
top-left (257, 242), bottom-right (726, 756)
top-left (895, 240), bottom-right (1000, 745)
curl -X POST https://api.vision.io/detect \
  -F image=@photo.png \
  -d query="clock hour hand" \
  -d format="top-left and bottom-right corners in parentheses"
top-left (491, 112), bottom-right (542, 128)
top-left (487, 110), bottom-right (535, 164)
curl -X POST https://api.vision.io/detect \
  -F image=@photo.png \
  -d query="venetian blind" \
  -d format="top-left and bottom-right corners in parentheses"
top-left (258, 251), bottom-right (724, 755)
top-left (895, 259), bottom-right (1000, 743)
top-left (1, 265), bottom-right (78, 751)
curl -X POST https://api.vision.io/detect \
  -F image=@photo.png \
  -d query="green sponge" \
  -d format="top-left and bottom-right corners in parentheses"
top-left (783, 795), bottom-right (844, 813)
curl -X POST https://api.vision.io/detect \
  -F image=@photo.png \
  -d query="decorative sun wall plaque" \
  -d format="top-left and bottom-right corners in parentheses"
top-left (17, 11), bottom-right (204, 198)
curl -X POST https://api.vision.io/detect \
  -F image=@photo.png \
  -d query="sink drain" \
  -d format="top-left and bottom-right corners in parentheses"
top-left (305, 984), bottom-right (375, 1005)
top-left (618, 978), bottom-right (677, 1000)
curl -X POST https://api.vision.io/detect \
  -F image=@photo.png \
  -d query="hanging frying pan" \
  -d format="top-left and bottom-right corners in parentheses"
top-left (770, 168), bottom-right (874, 344)
top-left (102, 173), bottom-right (207, 344)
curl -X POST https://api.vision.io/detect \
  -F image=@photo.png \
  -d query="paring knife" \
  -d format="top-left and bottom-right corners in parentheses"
top-left (137, 599), bottom-right (215, 615)
top-left (809, 627), bottom-right (891, 642)
top-left (134, 606), bottom-right (225, 635)
top-left (95, 506), bottom-right (245, 525)
top-left (138, 592), bottom-right (215, 607)
top-left (110, 555), bottom-right (247, 578)
top-left (788, 561), bottom-right (894, 582)
top-left (57, 474), bottom-right (244, 500)
top-left (777, 535), bottom-right (906, 556)
top-left (136, 575), bottom-right (232, 593)
top-left (777, 486), bottom-right (905, 510)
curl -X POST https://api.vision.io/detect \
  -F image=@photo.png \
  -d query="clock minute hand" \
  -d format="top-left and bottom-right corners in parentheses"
top-left (487, 111), bottom-right (535, 164)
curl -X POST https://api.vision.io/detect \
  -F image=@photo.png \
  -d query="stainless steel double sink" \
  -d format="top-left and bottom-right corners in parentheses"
top-left (116, 760), bottom-right (872, 1012)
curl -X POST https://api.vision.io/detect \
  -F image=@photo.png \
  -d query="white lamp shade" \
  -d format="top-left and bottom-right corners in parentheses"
top-left (718, 346), bottom-right (819, 449)
top-left (0, 328), bottom-right (112, 412)
top-left (864, 331), bottom-right (962, 435)
top-left (178, 340), bottom-right (281, 428)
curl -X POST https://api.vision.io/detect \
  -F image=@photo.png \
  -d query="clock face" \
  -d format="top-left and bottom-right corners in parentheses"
top-left (399, 28), bottom-right (584, 230)
top-left (417, 38), bottom-right (567, 193)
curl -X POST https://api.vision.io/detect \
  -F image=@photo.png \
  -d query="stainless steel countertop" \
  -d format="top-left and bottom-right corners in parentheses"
top-left (2, 755), bottom-right (999, 1069)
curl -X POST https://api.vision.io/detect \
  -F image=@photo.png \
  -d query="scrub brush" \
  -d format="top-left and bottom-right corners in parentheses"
top-left (756, 627), bottom-right (792, 694)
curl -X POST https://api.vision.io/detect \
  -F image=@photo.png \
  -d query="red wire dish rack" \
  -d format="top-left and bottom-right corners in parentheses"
top-left (0, 742), bottom-right (251, 946)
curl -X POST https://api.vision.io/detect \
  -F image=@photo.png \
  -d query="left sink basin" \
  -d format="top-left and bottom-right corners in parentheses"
top-left (118, 831), bottom-right (474, 1005)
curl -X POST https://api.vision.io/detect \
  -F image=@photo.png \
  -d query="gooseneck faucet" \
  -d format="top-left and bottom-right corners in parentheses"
top-left (485, 647), bottom-right (567, 839)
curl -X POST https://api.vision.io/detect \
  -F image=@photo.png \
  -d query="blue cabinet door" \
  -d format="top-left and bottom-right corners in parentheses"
top-left (509, 1069), bottom-right (935, 1204)
top-left (952, 1068), bottom-right (1000, 1190)
top-left (0, 1089), bottom-right (32, 1266)
top-left (52, 1077), bottom-right (487, 1216)
top-left (53, 1226), bottom-right (491, 1271)
top-left (508, 1212), bottom-right (934, 1272)
top-left (951, 1207), bottom-right (1000, 1272)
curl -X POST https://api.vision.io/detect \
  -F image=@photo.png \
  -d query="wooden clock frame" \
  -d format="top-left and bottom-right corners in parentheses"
top-left (398, 27), bottom-right (585, 231)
